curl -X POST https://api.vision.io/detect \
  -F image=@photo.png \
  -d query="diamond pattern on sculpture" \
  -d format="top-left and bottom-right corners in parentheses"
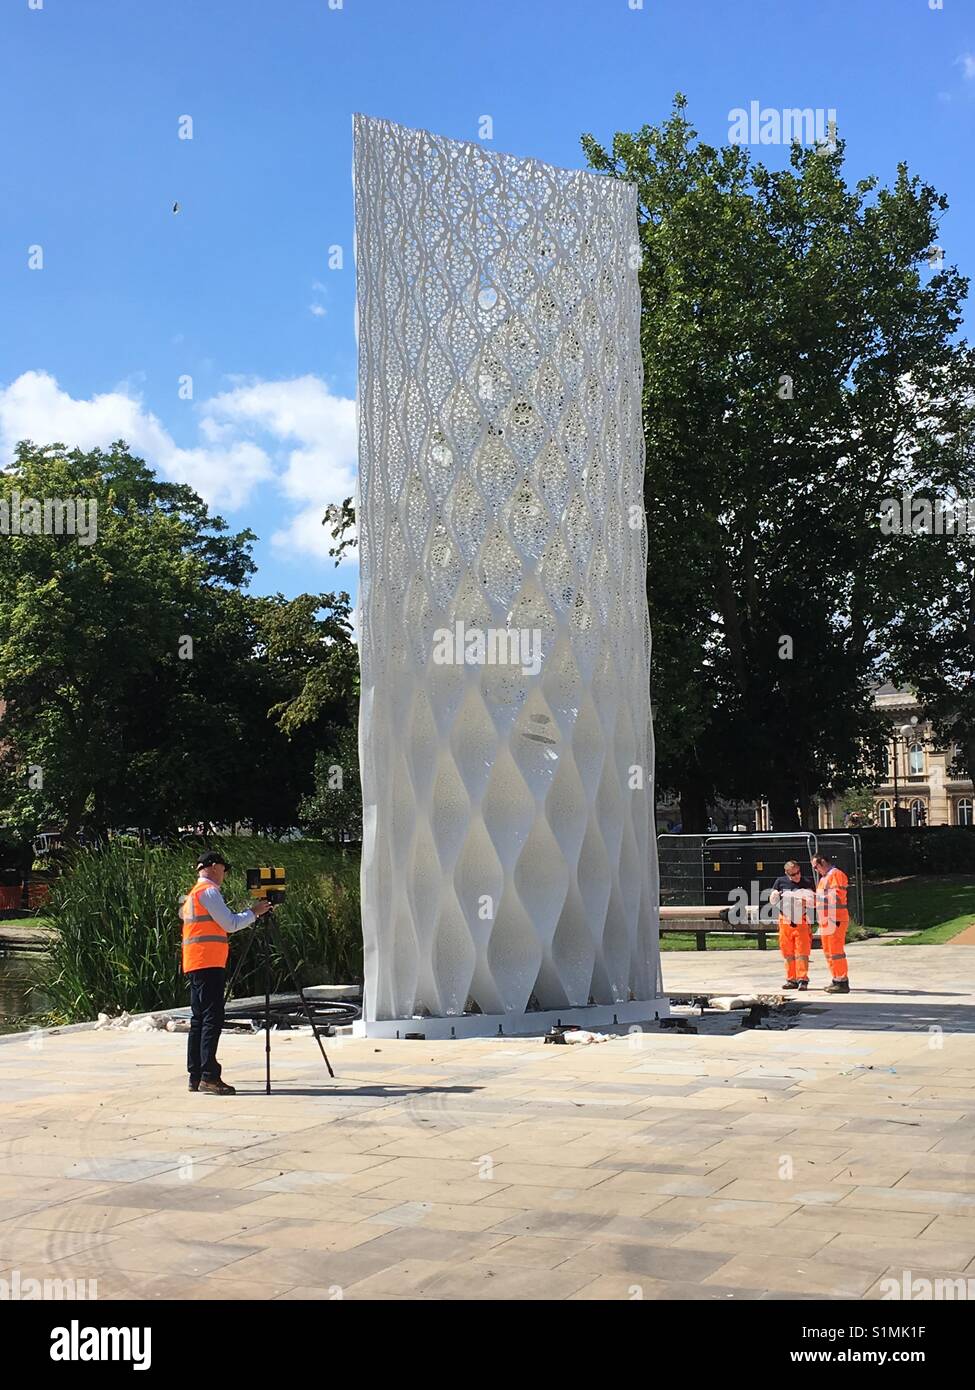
top-left (354, 114), bottom-right (659, 1023)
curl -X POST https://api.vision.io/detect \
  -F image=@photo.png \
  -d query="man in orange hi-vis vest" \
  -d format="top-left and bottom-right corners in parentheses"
top-left (181, 852), bottom-right (271, 1094)
top-left (812, 853), bottom-right (851, 994)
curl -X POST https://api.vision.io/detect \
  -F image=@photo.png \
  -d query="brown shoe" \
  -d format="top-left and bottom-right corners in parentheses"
top-left (188, 1077), bottom-right (200, 1092)
top-left (199, 1078), bottom-right (236, 1095)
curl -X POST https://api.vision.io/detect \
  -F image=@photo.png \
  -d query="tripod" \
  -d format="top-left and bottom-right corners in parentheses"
top-left (224, 904), bottom-right (335, 1092)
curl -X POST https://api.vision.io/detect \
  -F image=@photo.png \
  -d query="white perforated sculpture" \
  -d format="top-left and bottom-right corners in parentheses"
top-left (353, 115), bottom-right (665, 1036)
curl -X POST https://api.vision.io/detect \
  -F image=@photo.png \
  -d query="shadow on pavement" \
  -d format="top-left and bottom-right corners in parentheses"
top-left (794, 998), bottom-right (975, 1033)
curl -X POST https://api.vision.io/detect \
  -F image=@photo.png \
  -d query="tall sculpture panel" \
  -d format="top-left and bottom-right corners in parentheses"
top-left (353, 115), bottom-right (664, 1036)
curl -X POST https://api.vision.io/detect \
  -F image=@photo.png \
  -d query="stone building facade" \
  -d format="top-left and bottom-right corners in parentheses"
top-left (817, 684), bottom-right (974, 830)
top-left (656, 684), bottom-right (975, 831)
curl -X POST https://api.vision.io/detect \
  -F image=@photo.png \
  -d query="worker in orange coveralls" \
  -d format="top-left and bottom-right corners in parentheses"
top-left (769, 860), bottom-right (815, 991)
top-left (812, 853), bottom-right (851, 994)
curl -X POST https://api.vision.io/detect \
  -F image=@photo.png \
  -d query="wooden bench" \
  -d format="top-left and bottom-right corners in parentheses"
top-left (659, 923), bottom-right (773, 951)
top-left (659, 905), bottom-right (780, 951)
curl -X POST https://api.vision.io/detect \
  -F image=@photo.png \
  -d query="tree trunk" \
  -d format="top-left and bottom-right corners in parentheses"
top-left (768, 788), bottom-right (800, 831)
top-left (63, 788), bottom-right (90, 840)
top-left (679, 774), bottom-right (710, 834)
top-left (716, 557), bottom-right (749, 698)
top-left (797, 782), bottom-right (817, 830)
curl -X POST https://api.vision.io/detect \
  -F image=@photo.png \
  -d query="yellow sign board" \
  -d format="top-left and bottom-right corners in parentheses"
top-left (247, 866), bottom-right (287, 900)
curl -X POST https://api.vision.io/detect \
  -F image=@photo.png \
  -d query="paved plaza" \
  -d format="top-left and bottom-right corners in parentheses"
top-left (1, 940), bottom-right (974, 1300)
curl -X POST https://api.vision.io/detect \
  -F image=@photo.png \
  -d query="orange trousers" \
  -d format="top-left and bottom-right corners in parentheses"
top-left (778, 921), bottom-right (811, 982)
top-left (820, 919), bottom-right (849, 981)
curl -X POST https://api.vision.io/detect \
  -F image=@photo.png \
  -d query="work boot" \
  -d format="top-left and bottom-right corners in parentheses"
top-left (824, 979), bottom-right (850, 994)
top-left (199, 1077), bottom-right (236, 1095)
top-left (782, 980), bottom-right (799, 990)
top-left (187, 1077), bottom-right (200, 1092)
top-left (796, 980), bottom-right (809, 991)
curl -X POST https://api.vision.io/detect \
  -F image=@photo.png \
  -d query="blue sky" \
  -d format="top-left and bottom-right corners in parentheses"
top-left (3, 0), bottom-right (973, 602)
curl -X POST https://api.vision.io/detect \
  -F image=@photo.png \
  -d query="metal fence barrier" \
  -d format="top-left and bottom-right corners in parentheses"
top-left (657, 831), bottom-right (865, 928)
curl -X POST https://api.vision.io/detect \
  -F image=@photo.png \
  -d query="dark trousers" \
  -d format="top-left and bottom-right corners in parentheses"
top-left (187, 967), bottom-right (226, 1081)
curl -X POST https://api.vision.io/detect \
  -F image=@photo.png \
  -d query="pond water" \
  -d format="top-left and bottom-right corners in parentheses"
top-left (0, 953), bottom-right (49, 1034)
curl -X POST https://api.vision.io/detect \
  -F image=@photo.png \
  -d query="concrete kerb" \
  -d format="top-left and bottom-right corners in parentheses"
top-left (0, 983), bottom-right (366, 1046)
top-left (0, 1018), bottom-right (100, 1046)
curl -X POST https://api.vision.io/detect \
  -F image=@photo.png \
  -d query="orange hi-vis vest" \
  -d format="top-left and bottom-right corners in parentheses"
top-left (815, 865), bottom-right (849, 933)
top-left (181, 878), bottom-right (230, 973)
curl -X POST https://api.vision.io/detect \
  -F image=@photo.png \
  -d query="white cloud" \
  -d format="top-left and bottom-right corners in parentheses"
top-left (959, 53), bottom-right (975, 80)
top-left (0, 370), bottom-right (273, 510)
top-left (310, 280), bottom-right (328, 319)
top-left (0, 370), bottom-right (358, 559)
top-left (201, 375), bottom-right (358, 560)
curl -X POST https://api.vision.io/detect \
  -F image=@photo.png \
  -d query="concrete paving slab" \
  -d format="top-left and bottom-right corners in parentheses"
top-left (1, 941), bottom-right (973, 1298)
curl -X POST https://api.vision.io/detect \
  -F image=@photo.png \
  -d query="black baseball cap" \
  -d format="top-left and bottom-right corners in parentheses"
top-left (197, 852), bottom-right (230, 870)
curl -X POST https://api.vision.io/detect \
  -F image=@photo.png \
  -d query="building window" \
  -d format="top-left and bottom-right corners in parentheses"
top-left (877, 800), bottom-right (893, 828)
top-left (910, 799), bottom-right (926, 826)
top-left (908, 743), bottom-right (925, 775)
top-left (958, 799), bottom-right (974, 827)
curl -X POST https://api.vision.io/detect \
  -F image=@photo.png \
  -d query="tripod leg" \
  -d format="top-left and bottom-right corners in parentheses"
top-left (224, 923), bottom-right (258, 1004)
top-left (264, 926), bottom-right (272, 1095)
top-left (268, 916), bottom-right (335, 1079)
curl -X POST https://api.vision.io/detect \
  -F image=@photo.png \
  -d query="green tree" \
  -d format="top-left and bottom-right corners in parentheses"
top-left (583, 96), bottom-right (975, 829)
top-left (300, 725), bottom-right (362, 844)
top-left (0, 442), bottom-right (359, 838)
top-left (835, 785), bottom-right (877, 828)
top-left (247, 590), bottom-right (359, 833)
top-left (254, 590), bottom-right (358, 738)
top-left (0, 441), bottom-right (257, 837)
top-left (882, 405), bottom-right (975, 787)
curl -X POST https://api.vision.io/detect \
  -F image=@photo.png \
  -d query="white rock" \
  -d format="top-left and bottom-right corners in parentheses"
top-left (129, 1015), bottom-right (163, 1032)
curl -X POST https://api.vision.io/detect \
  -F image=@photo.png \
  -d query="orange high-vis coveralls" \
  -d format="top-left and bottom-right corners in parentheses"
top-left (181, 879), bottom-right (230, 973)
top-left (816, 865), bottom-right (850, 981)
top-left (779, 889), bottom-right (814, 983)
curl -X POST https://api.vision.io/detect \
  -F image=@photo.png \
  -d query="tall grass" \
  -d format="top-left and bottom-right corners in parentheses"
top-left (40, 838), bottom-right (362, 1024)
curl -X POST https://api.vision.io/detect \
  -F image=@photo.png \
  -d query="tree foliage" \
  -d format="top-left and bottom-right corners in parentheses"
top-left (881, 406), bottom-right (975, 785)
top-left (583, 96), bottom-right (975, 828)
top-left (0, 442), bottom-right (358, 840)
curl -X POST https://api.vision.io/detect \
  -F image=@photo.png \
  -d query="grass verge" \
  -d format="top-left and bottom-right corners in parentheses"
top-left (867, 875), bottom-right (975, 945)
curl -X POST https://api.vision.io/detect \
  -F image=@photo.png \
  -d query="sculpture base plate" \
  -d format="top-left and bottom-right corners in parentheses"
top-left (353, 997), bottom-right (670, 1040)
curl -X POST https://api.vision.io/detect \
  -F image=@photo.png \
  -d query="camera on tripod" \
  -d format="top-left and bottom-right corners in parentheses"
top-left (227, 865), bottom-right (334, 1088)
top-left (246, 866), bottom-right (287, 907)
